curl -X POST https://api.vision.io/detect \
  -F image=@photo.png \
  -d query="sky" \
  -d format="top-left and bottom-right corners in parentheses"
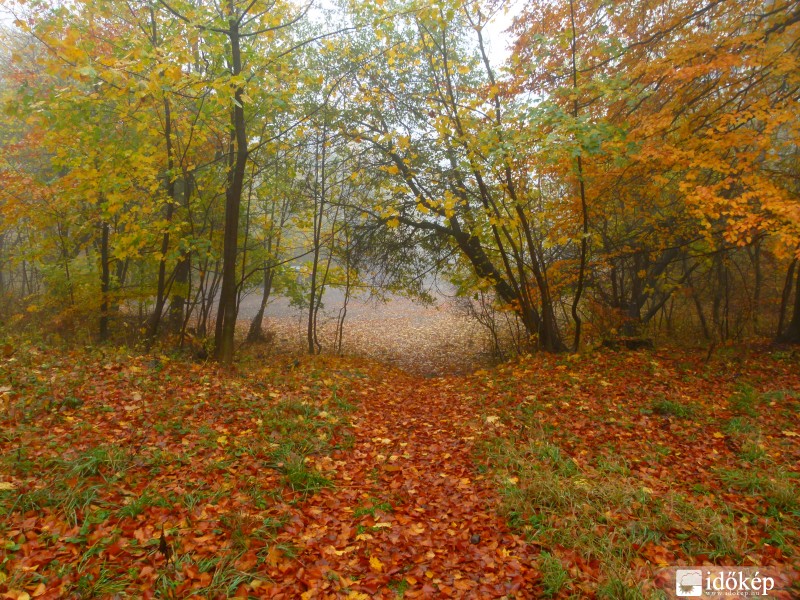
top-left (477, 0), bottom-right (522, 67)
top-left (0, 5), bottom-right (15, 27)
top-left (0, 0), bottom-right (523, 68)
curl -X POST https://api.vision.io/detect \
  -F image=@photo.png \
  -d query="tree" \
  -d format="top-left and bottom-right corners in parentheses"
top-left (338, 0), bottom-right (569, 351)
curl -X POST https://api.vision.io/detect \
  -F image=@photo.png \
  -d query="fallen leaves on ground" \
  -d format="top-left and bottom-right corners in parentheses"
top-left (1, 342), bottom-right (799, 598)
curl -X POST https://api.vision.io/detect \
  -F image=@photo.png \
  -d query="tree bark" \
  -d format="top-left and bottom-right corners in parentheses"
top-left (569, 0), bottom-right (589, 352)
top-left (778, 258), bottom-right (800, 343)
top-left (99, 218), bottom-right (110, 342)
top-left (214, 18), bottom-right (249, 364)
top-left (149, 93), bottom-right (177, 344)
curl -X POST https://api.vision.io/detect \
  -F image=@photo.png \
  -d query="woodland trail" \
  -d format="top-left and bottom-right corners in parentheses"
top-left (262, 369), bottom-right (538, 598)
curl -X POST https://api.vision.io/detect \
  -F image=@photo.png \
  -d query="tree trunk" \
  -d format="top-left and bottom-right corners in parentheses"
top-left (147, 10), bottom-right (177, 345)
top-left (247, 267), bottom-right (274, 342)
top-left (214, 19), bottom-right (248, 364)
top-left (308, 122), bottom-right (327, 355)
top-left (569, 0), bottom-right (589, 352)
top-left (169, 252), bottom-right (191, 333)
top-left (778, 259), bottom-right (800, 343)
top-left (148, 96), bottom-right (176, 344)
top-left (99, 219), bottom-right (110, 342)
top-left (0, 233), bottom-right (5, 297)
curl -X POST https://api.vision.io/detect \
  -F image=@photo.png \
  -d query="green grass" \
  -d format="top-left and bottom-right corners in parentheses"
top-left (650, 398), bottom-right (694, 418)
top-left (723, 416), bottom-right (756, 435)
top-left (71, 566), bottom-right (130, 598)
top-left (353, 497), bottom-right (393, 519)
top-left (282, 458), bottom-right (333, 496)
top-left (388, 577), bottom-right (411, 597)
top-left (539, 551), bottom-right (569, 597)
top-left (718, 468), bottom-right (799, 513)
top-left (62, 446), bottom-right (131, 479)
top-left (478, 431), bottom-right (749, 596)
top-left (729, 383), bottom-right (759, 416)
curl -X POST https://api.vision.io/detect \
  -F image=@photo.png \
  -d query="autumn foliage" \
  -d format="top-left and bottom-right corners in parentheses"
top-left (0, 0), bottom-right (799, 353)
top-left (1, 1), bottom-right (800, 597)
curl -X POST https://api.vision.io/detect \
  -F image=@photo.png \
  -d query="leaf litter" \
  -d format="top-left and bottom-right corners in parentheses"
top-left (1, 341), bottom-right (799, 598)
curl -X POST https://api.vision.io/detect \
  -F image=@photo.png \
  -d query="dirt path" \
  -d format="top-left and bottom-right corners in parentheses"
top-left (263, 370), bottom-right (538, 598)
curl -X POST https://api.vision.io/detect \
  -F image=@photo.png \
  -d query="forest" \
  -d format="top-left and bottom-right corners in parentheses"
top-left (0, 0), bottom-right (799, 598)
top-left (0, 0), bottom-right (798, 356)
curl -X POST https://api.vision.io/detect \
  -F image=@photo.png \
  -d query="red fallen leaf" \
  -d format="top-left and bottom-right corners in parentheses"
top-left (191, 572), bottom-right (212, 587)
top-left (236, 551), bottom-right (258, 571)
top-left (420, 582), bottom-right (438, 594)
top-left (264, 545), bottom-right (283, 567)
top-left (133, 528), bottom-right (148, 543)
top-left (183, 564), bottom-right (199, 580)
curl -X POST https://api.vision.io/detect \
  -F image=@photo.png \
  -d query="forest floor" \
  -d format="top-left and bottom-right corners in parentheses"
top-left (237, 288), bottom-right (497, 376)
top-left (1, 337), bottom-right (799, 599)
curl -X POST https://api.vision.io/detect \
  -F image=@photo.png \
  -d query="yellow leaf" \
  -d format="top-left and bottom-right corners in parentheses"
top-left (782, 430), bottom-right (799, 437)
top-left (712, 432), bottom-right (725, 439)
top-left (369, 556), bottom-right (383, 572)
top-left (0, 482), bottom-right (15, 491)
top-left (216, 435), bottom-right (228, 446)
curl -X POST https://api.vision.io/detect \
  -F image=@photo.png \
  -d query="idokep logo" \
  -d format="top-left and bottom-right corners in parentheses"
top-left (665, 567), bottom-right (779, 598)
top-left (676, 570), bottom-right (703, 596)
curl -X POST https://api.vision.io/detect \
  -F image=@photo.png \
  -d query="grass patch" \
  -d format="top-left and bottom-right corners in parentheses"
top-left (282, 458), bottom-right (333, 496)
top-left (717, 468), bottom-right (798, 513)
top-left (538, 551), bottom-right (569, 597)
top-left (473, 350), bottom-right (800, 597)
top-left (650, 398), bottom-right (694, 418)
top-left (478, 432), bottom-right (749, 595)
top-left (353, 497), bottom-right (393, 519)
top-left (62, 446), bottom-right (131, 479)
top-left (729, 383), bottom-right (759, 416)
